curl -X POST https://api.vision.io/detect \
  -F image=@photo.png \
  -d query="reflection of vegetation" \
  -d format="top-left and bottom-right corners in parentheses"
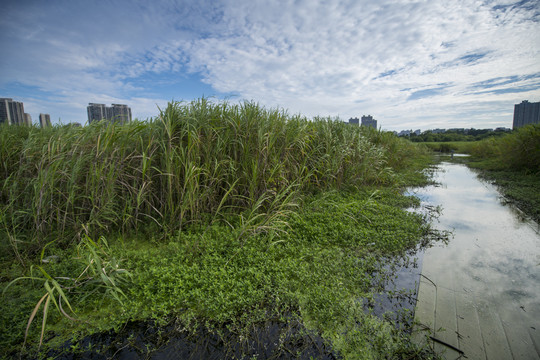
top-left (423, 141), bottom-right (465, 153)
top-left (1, 99), bottom-right (439, 358)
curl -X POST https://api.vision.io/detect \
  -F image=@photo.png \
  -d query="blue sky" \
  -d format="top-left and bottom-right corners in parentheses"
top-left (1, 0), bottom-right (539, 130)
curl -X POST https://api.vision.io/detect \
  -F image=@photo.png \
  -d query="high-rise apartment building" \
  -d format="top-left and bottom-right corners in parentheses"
top-left (110, 104), bottom-right (132, 124)
top-left (361, 115), bottom-right (377, 129)
top-left (87, 103), bottom-right (109, 123)
top-left (0, 98), bottom-right (26, 125)
top-left (39, 113), bottom-right (51, 128)
top-left (348, 117), bottom-right (359, 125)
top-left (87, 103), bottom-right (132, 124)
top-left (513, 100), bottom-right (540, 129)
top-left (24, 113), bottom-right (32, 126)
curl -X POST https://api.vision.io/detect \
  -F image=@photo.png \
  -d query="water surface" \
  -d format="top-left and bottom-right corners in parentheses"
top-left (412, 162), bottom-right (540, 359)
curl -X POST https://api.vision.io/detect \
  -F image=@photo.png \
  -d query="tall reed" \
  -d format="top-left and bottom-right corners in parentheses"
top-left (0, 99), bottom-right (425, 255)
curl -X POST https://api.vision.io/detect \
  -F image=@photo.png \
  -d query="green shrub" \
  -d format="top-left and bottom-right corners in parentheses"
top-left (468, 124), bottom-right (540, 173)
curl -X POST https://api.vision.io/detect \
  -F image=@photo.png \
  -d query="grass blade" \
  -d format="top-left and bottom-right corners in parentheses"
top-left (24, 293), bottom-right (48, 347)
top-left (39, 293), bottom-right (51, 347)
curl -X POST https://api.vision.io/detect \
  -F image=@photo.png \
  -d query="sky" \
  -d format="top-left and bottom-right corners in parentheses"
top-left (1, 0), bottom-right (539, 131)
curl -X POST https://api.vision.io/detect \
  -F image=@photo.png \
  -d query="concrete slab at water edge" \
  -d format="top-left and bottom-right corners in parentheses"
top-left (412, 162), bottom-right (540, 359)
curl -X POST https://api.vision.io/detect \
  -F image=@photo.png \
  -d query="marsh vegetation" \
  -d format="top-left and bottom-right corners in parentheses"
top-left (1, 99), bottom-right (440, 359)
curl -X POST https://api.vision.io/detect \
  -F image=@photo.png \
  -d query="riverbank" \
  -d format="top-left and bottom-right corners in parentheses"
top-left (1, 100), bottom-right (441, 359)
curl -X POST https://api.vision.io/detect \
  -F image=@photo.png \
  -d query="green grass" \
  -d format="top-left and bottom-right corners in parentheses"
top-left (466, 124), bottom-right (540, 172)
top-left (478, 170), bottom-right (540, 222)
top-left (0, 99), bottom-right (438, 359)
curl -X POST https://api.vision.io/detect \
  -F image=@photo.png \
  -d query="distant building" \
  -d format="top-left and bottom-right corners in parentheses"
top-left (87, 103), bottom-right (108, 123)
top-left (110, 104), bottom-right (132, 124)
top-left (398, 130), bottom-right (412, 137)
top-left (39, 113), bottom-right (51, 128)
top-left (361, 115), bottom-right (377, 129)
top-left (0, 98), bottom-right (26, 125)
top-left (348, 117), bottom-right (359, 125)
top-left (87, 103), bottom-right (132, 124)
top-left (397, 129), bottom-right (421, 136)
top-left (513, 100), bottom-right (540, 129)
top-left (24, 113), bottom-right (32, 126)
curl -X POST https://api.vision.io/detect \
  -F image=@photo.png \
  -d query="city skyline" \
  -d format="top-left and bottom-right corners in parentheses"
top-left (1, 96), bottom-right (536, 131)
top-left (1, 1), bottom-right (539, 130)
top-left (1, 96), bottom-right (537, 130)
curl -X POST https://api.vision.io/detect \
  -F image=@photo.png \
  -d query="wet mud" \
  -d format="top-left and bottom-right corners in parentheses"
top-left (40, 317), bottom-right (337, 360)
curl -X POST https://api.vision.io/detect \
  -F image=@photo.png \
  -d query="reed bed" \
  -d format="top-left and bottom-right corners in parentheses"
top-left (1, 99), bottom-right (425, 256)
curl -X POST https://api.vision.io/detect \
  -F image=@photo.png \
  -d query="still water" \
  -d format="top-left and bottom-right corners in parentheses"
top-left (411, 161), bottom-right (540, 359)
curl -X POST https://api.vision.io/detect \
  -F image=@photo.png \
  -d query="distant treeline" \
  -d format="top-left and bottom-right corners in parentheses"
top-left (408, 128), bottom-right (511, 142)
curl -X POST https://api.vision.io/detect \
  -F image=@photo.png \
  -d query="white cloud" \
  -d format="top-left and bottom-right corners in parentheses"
top-left (0, 0), bottom-right (539, 128)
top-left (180, 0), bottom-right (540, 128)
